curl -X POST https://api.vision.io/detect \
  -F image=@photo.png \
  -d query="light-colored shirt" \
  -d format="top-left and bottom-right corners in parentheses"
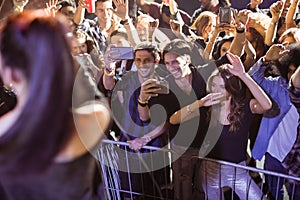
top-left (267, 104), bottom-right (298, 162)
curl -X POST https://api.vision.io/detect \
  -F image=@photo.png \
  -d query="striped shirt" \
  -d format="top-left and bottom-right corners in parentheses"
top-left (283, 81), bottom-right (300, 181)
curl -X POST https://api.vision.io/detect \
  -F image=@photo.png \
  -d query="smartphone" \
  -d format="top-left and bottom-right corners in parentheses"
top-left (219, 7), bottom-right (231, 24)
top-left (110, 47), bottom-right (134, 60)
top-left (155, 79), bottom-right (169, 94)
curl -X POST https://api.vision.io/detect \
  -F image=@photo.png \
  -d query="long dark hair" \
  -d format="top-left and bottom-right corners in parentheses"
top-left (0, 11), bottom-right (75, 177)
top-left (207, 66), bottom-right (246, 132)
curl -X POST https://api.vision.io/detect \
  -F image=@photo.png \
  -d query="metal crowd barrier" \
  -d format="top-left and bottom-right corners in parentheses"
top-left (97, 139), bottom-right (300, 200)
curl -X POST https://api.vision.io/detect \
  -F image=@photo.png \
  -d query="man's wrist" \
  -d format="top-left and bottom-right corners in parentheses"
top-left (120, 17), bottom-right (131, 25)
top-left (138, 98), bottom-right (148, 107)
top-left (236, 27), bottom-right (245, 33)
top-left (261, 56), bottom-right (272, 66)
top-left (104, 68), bottom-right (115, 76)
top-left (142, 135), bottom-right (151, 143)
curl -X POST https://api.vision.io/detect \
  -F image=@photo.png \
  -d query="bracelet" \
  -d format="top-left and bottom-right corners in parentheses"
top-left (271, 21), bottom-right (278, 26)
top-left (120, 18), bottom-right (130, 25)
top-left (261, 57), bottom-right (271, 66)
top-left (236, 28), bottom-right (245, 33)
top-left (103, 69), bottom-right (115, 77)
top-left (138, 98), bottom-right (148, 107)
top-left (187, 105), bottom-right (192, 114)
top-left (142, 135), bottom-right (151, 143)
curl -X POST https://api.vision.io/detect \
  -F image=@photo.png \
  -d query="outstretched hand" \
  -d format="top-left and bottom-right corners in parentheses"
top-left (198, 93), bottom-right (224, 107)
top-left (270, 0), bottom-right (283, 22)
top-left (45, 0), bottom-right (61, 17)
top-left (112, 0), bottom-right (129, 20)
top-left (226, 52), bottom-right (245, 76)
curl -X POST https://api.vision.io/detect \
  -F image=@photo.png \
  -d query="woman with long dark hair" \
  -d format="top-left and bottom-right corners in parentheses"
top-left (0, 10), bottom-right (110, 199)
top-left (200, 52), bottom-right (271, 200)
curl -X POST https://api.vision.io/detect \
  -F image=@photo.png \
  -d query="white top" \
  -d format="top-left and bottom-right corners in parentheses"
top-left (267, 104), bottom-right (299, 162)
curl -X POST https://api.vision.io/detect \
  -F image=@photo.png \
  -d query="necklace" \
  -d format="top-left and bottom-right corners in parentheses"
top-left (219, 101), bottom-right (230, 125)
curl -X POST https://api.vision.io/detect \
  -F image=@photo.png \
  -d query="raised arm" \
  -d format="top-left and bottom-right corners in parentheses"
top-left (243, 40), bottom-right (256, 71)
top-left (226, 52), bottom-right (272, 114)
top-left (265, 1), bottom-right (283, 46)
top-left (113, 0), bottom-right (140, 46)
top-left (229, 9), bottom-right (247, 57)
top-left (204, 20), bottom-right (235, 60)
top-left (74, 0), bottom-right (88, 25)
top-left (44, 0), bottom-right (61, 17)
top-left (136, 0), bottom-right (151, 13)
top-left (286, 0), bottom-right (299, 29)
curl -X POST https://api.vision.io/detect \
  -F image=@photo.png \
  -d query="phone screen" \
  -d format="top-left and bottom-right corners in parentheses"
top-left (155, 80), bottom-right (169, 94)
top-left (110, 47), bottom-right (134, 60)
top-left (219, 7), bottom-right (231, 24)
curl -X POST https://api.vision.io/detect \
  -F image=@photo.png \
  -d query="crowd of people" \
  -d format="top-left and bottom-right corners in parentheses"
top-left (0, 0), bottom-right (300, 199)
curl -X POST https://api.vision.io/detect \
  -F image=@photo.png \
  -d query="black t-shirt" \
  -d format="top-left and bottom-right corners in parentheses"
top-left (158, 67), bottom-right (208, 148)
top-left (207, 99), bottom-right (253, 163)
top-left (0, 152), bottom-right (103, 200)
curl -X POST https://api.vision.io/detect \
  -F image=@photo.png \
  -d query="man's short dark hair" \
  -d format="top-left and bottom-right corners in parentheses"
top-left (134, 41), bottom-right (160, 60)
top-left (162, 39), bottom-right (192, 59)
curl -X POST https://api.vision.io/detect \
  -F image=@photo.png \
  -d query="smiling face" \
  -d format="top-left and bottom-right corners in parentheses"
top-left (95, 1), bottom-right (113, 26)
top-left (134, 50), bottom-right (156, 79)
top-left (164, 52), bottom-right (191, 79)
top-left (136, 22), bottom-right (149, 41)
top-left (70, 38), bottom-right (88, 56)
top-left (210, 75), bottom-right (229, 100)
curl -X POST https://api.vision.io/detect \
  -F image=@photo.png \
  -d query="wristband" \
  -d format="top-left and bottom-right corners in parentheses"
top-left (236, 28), bottom-right (245, 33)
top-left (142, 135), bottom-right (151, 143)
top-left (120, 18), bottom-right (130, 25)
top-left (104, 69), bottom-right (115, 76)
top-left (138, 98), bottom-right (148, 107)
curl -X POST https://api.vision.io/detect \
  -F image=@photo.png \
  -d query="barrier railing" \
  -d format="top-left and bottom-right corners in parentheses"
top-left (97, 139), bottom-right (300, 200)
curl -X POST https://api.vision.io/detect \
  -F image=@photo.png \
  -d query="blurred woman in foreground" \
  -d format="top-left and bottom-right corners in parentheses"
top-left (0, 10), bottom-right (110, 199)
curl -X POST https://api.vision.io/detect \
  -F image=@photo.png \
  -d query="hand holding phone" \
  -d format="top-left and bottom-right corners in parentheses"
top-left (154, 79), bottom-right (169, 94)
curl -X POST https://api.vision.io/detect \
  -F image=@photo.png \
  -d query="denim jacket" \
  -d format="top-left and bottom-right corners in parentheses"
top-left (248, 58), bottom-right (292, 160)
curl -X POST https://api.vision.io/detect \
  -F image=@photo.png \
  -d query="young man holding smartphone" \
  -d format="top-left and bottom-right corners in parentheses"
top-left (135, 39), bottom-right (222, 199)
top-left (102, 41), bottom-right (170, 199)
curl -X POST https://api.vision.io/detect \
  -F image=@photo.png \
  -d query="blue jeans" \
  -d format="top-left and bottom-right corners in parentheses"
top-left (265, 153), bottom-right (300, 200)
top-left (264, 153), bottom-right (286, 200)
top-left (200, 160), bottom-right (266, 200)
